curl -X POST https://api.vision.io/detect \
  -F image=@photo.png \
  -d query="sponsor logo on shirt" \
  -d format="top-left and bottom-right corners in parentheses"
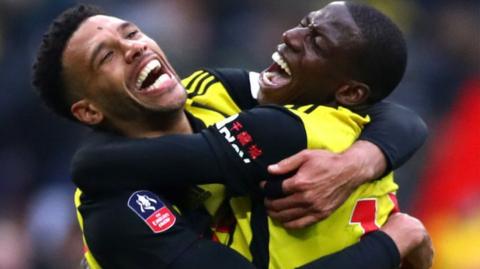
top-left (215, 115), bottom-right (263, 163)
top-left (127, 190), bottom-right (176, 233)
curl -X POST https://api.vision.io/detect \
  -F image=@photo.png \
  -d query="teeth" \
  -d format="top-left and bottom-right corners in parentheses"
top-left (262, 71), bottom-right (276, 86)
top-left (136, 59), bottom-right (162, 89)
top-left (146, 73), bottom-right (171, 92)
top-left (272, 52), bottom-right (291, 76)
top-left (263, 72), bottom-right (274, 84)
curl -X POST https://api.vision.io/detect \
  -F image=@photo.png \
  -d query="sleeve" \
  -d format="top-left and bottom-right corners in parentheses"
top-left (84, 190), bottom-right (399, 269)
top-left (201, 105), bottom-right (306, 196)
top-left (357, 101), bottom-right (428, 169)
top-left (297, 230), bottom-right (401, 269)
top-left (71, 133), bottom-right (226, 193)
top-left (72, 106), bottom-right (306, 197)
top-left (80, 191), bottom-right (254, 269)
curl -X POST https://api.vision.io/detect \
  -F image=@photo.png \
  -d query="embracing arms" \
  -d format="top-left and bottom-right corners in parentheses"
top-left (73, 102), bottom-right (427, 198)
top-left (264, 101), bottom-right (428, 228)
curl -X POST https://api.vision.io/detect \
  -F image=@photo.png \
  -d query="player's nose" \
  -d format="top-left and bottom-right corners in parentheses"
top-left (123, 40), bottom-right (147, 64)
top-left (282, 27), bottom-right (308, 53)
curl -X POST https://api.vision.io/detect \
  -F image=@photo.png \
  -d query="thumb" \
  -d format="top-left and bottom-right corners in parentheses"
top-left (268, 151), bottom-right (306, 175)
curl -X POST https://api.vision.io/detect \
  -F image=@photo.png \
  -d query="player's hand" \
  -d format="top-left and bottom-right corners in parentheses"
top-left (264, 141), bottom-right (387, 229)
top-left (381, 213), bottom-right (434, 269)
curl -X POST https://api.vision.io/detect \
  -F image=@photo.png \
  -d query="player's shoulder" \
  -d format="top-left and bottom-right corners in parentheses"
top-left (282, 105), bottom-right (370, 149)
top-left (182, 68), bottom-right (258, 110)
top-left (284, 104), bottom-right (369, 126)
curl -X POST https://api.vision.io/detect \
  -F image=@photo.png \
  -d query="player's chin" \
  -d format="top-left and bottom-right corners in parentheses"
top-left (143, 83), bottom-right (186, 109)
top-left (142, 101), bottom-right (185, 115)
top-left (162, 92), bottom-right (187, 112)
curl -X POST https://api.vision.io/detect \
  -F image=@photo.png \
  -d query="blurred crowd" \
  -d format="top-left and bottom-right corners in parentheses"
top-left (0, 0), bottom-right (478, 268)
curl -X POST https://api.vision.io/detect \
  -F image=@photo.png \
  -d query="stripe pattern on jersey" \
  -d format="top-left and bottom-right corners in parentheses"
top-left (184, 70), bottom-right (220, 99)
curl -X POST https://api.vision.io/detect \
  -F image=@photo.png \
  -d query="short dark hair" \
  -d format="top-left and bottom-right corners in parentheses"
top-left (32, 4), bottom-right (103, 121)
top-left (346, 2), bottom-right (407, 104)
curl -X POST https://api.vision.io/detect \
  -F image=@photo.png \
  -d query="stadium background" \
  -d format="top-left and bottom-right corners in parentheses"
top-left (0, 0), bottom-right (477, 268)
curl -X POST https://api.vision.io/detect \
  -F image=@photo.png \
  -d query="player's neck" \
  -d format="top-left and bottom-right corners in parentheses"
top-left (116, 110), bottom-right (192, 138)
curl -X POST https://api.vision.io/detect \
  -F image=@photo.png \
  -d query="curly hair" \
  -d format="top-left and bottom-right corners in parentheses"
top-left (32, 4), bottom-right (103, 121)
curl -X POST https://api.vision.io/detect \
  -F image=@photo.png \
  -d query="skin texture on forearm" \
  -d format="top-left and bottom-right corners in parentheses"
top-left (340, 140), bottom-right (388, 187)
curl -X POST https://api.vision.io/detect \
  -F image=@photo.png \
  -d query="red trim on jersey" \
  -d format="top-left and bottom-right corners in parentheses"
top-left (388, 193), bottom-right (400, 214)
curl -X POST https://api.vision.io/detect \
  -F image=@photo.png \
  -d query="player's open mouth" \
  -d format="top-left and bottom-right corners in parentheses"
top-left (134, 59), bottom-right (175, 95)
top-left (259, 51), bottom-right (292, 91)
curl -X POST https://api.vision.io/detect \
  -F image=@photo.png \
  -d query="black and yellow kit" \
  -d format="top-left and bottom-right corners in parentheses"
top-left (201, 105), bottom-right (398, 269)
top-left (73, 69), bottom-right (427, 268)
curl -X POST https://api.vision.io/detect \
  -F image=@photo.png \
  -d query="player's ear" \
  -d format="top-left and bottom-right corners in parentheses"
top-left (71, 99), bottom-right (104, 125)
top-left (335, 81), bottom-right (370, 107)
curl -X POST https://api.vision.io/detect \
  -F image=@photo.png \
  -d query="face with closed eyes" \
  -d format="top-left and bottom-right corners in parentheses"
top-left (63, 15), bottom-right (187, 125)
top-left (257, 1), bottom-right (364, 106)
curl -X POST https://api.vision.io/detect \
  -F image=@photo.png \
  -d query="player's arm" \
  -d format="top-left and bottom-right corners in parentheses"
top-left (79, 189), bottom-right (429, 269)
top-left (298, 230), bottom-right (400, 269)
top-left (214, 69), bottom-right (427, 171)
top-left (264, 101), bottom-right (428, 228)
top-left (358, 101), bottom-right (428, 169)
top-left (191, 69), bottom-right (428, 200)
top-left (298, 213), bottom-right (433, 269)
top-left (71, 106), bottom-right (308, 195)
top-left (78, 190), bottom-right (255, 269)
top-left (73, 103), bottom-right (423, 198)
top-left (71, 132), bottom-right (229, 192)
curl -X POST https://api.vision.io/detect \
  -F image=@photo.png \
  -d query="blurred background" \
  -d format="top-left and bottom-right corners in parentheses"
top-left (0, 0), bottom-right (478, 268)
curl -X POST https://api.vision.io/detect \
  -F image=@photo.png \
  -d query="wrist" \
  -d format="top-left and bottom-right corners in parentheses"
top-left (337, 151), bottom-right (365, 189)
top-left (342, 140), bottom-right (387, 185)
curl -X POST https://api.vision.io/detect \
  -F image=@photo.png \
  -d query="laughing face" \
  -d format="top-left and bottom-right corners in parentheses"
top-left (63, 15), bottom-right (186, 125)
top-left (258, 2), bottom-right (364, 106)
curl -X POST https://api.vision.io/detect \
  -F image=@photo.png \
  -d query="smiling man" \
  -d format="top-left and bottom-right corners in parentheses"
top-left (258, 1), bottom-right (405, 108)
top-left (32, 2), bottom-right (431, 269)
top-left (62, 16), bottom-right (189, 138)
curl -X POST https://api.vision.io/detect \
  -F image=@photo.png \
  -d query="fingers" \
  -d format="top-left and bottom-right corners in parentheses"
top-left (265, 197), bottom-right (320, 229)
top-left (402, 237), bottom-right (434, 269)
top-left (382, 213), bottom-right (433, 262)
top-left (259, 175), bottom-right (308, 195)
top-left (264, 194), bottom-right (306, 212)
top-left (280, 169), bottom-right (317, 194)
top-left (281, 176), bottom-right (304, 194)
top-left (283, 215), bottom-right (318, 229)
top-left (414, 227), bottom-right (434, 269)
top-left (267, 207), bottom-right (308, 223)
top-left (261, 180), bottom-right (293, 199)
top-left (268, 150), bottom-right (308, 175)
